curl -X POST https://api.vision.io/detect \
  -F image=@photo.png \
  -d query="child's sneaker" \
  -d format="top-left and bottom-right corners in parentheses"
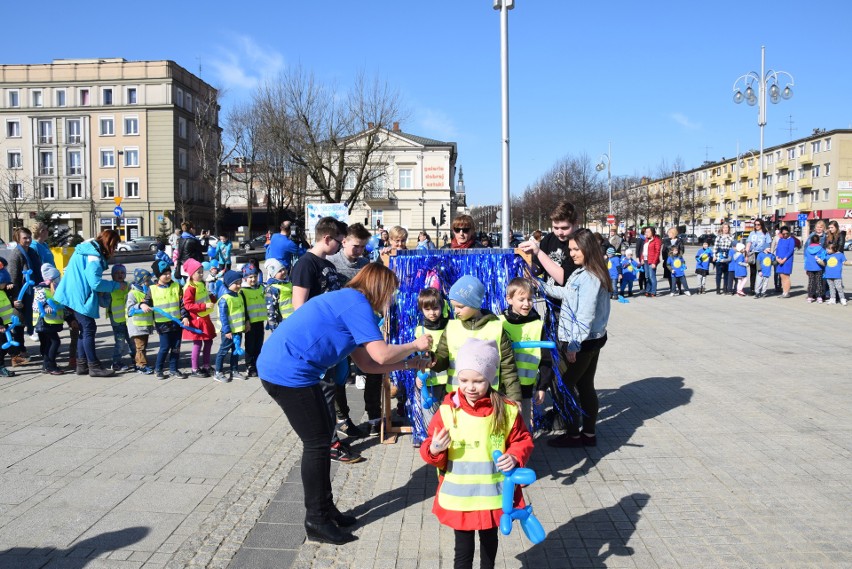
top-left (827, 299), bottom-right (836, 305)
top-left (171, 370), bottom-right (189, 379)
top-left (684, 290), bottom-right (692, 296)
top-left (155, 370), bottom-right (168, 380)
top-left (0, 367), bottom-right (16, 377)
top-left (841, 299), bottom-right (848, 306)
top-left (246, 367), bottom-right (258, 378)
top-left (191, 368), bottom-right (209, 378)
top-left (807, 298), bottom-right (815, 303)
top-left (817, 298), bottom-right (824, 304)
top-left (136, 365), bottom-right (154, 375)
top-left (236, 369), bottom-right (250, 381)
top-left (213, 370), bottom-right (231, 383)
top-left (112, 363), bottom-right (131, 372)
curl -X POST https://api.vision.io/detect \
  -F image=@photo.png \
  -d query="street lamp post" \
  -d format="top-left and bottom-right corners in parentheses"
top-left (116, 150), bottom-right (123, 235)
top-left (418, 190), bottom-right (426, 236)
top-left (494, 0), bottom-right (513, 249)
top-left (732, 46), bottom-right (794, 220)
top-left (596, 142), bottom-right (612, 225)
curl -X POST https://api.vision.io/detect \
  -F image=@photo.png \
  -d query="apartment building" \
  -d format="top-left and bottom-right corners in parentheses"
top-left (629, 129), bottom-right (852, 235)
top-left (0, 58), bottom-right (218, 241)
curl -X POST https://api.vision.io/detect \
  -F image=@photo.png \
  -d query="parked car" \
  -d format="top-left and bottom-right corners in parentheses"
top-left (844, 241), bottom-right (852, 252)
top-left (697, 234), bottom-right (716, 246)
top-left (683, 233), bottom-right (699, 245)
top-left (116, 236), bottom-right (160, 252)
top-left (240, 235), bottom-right (267, 251)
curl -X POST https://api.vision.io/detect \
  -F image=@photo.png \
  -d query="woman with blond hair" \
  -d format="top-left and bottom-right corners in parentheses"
top-left (257, 263), bottom-right (433, 545)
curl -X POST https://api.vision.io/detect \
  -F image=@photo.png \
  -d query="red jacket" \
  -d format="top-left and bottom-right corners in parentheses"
top-left (639, 235), bottom-right (661, 266)
top-left (420, 391), bottom-right (534, 531)
top-left (182, 281), bottom-right (217, 341)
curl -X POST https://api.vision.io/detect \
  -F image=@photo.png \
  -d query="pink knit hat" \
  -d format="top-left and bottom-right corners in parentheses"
top-left (455, 338), bottom-right (499, 387)
top-left (183, 258), bottom-right (203, 278)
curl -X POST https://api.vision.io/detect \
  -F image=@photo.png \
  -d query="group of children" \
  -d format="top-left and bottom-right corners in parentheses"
top-left (803, 237), bottom-right (847, 304)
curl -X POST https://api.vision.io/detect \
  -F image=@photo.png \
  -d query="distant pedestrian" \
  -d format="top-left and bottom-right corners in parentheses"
top-left (746, 219), bottom-right (771, 295)
top-left (638, 226), bottom-right (661, 297)
top-left (713, 223), bottom-right (734, 295)
top-left (803, 234), bottom-right (827, 303)
top-left (216, 234), bottom-right (233, 272)
top-left (823, 242), bottom-right (847, 305)
top-left (774, 226), bottom-right (796, 298)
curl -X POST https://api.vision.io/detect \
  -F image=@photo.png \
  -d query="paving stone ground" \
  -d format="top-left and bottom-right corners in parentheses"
top-left (1, 254), bottom-right (850, 568)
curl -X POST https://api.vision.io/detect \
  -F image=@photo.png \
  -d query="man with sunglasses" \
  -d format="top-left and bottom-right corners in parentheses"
top-left (443, 214), bottom-right (484, 249)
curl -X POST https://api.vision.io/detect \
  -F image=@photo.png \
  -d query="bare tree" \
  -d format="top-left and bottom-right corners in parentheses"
top-left (0, 171), bottom-right (31, 237)
top-left (253, 67), bottom-right (406, 213)
top-left (193, 87), bottom-right (236, 235)
top-left (225, 103), bottom-right (261, 236)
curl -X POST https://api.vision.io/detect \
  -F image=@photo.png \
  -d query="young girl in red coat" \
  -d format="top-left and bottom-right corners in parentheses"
top-left (421, 337), bottom-right (533, 569)
top-left (182, 259), bottom-right (217, 377)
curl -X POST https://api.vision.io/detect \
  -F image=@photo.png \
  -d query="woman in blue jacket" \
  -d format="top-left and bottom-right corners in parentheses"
top-left (216, 234), bottom-right (233, 272)
top-left (774, 226), bottom-right (797, 299)
top-left (54, 229), bottom-right (124, 377)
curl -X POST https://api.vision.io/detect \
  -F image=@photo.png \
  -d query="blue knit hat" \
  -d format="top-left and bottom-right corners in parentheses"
top-left (222, 270), bottom-right (242, 288)
top-left (241, 263), bottom-right (259, 277)
top-left (448, 275), bottom-right (485, 309)
top-left (0, 268), bottom-right (11, 285)
top-left (133, 268), bottom-right (152, 287)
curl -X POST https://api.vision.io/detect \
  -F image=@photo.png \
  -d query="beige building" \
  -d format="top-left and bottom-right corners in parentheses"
top-left (0, 58), bottom-right (218, 241)
top-left (630, 129), bottom-right (852, 235)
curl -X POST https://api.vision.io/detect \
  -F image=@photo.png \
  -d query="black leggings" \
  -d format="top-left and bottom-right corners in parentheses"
top-left (262, 379), bottom-right (334, 524)
top-left (454, 527), bottom-right (499, 569)
top-left (715, 263), bottom-right (730, 292)
top-left (556, 347), bottom-right (601, 436)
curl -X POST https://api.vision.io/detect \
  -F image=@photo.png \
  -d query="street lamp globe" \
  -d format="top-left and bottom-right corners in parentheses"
top-left (595, 162), bottom-right (606, 172)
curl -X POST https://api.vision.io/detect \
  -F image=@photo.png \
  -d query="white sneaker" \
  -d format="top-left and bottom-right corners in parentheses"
top-left (355, 374), bottom-right (366, 390)
top-left (684, 290), bottom-right (692, 296)
top-left (827, 299), bottom-right (836, 305)
top-left (841, 299), bottom-right (848, 306)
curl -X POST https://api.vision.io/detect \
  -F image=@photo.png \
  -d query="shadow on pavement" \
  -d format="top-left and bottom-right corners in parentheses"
top-left (516, 493), bottom-right (650, 568)
top-left (0, 526), bottom-right (150, 568)
top-left (534, 376), bottom-right (692, 485)
top-left (350, 464), bottom-right (433, 527)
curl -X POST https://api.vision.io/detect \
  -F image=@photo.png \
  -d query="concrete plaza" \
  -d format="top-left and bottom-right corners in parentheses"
top-left (0, 254), bottom-right (850, 568)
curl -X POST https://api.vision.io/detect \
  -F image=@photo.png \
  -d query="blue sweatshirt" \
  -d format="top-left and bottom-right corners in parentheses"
top-left (823, 252), bottom-right (846, 279)
top-left (803, 244), bottom-right (826, 272)
top-left (620, 258), bottom-right (639, 282)
top-left (732, 252), bottom-right (748, 277)
top-left (666, 255), bottom-right (687, 278)
top-left (607, 256), bottom-right (621, 280)
top-left (695, 247), bottom-right (712, 271)
top-left (756, 252), bottom-right (775, 277)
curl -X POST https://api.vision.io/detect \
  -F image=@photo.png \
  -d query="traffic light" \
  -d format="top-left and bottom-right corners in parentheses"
top-left (439, 205), bottom-right (446, 226)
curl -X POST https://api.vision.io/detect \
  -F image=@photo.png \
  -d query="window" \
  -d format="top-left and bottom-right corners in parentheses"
top-left (68, 181), bottom-right (83, 199)
top-left (102, 88), bottom-right (113, 105)
top-left (787, 170), bottom-right (796, 182)
top-left (100, 117), bottom-right (114, 136)
top-left (813, 165), bottom-right (820, 177)
top-left (79, 88), bottom-right (90, 106)
top-left (185, 93), bottom-right (192, 112)
top-left (101, 149), bottom-right (115, 168)
top-left (812, 140), bottom-right (821, 153)
top-left (178, 148), bottom-right (187, 170)
top-left (787, 194), bottom-right (794, 205)
top-left (37, 120), bottom-right (53, 144)
top-left (126, 87), bottom-right (137, 105)
top-left (176, 88), bottom-right (184, 107)
top-left (123, 116), bottom-right (139, 135)
top-left (179, 178), bottom-right (187, 199)
top-left (6, 119), bottom-right (21, 138)
top-left (7, 151), bottom-right (21, 169)
top-left (178, 117), bottom-right (187, 139)
top-left (66, 118), bottom-right (81, 143)
top-left (344, 170), bottom-right (356, 190)
top-left (125, 180), bottom-right (139, 198)
top-left (124, 148), bottom-right (139, 167)
top-left (825, 138), bottom-right (831, 151)
top-left (8, 90), bottom-right (19, 108)
top-left (9, 182), bottom-right (23, 200)
top-left (101, 181), bottom-right (115, 198)
top-left (39, 151), bottom-right (54, 175)
top-left (787, 147), bottom-right (796, 160)
top-left (56, 89), bottom-right (66, 107)
top-left (824, 163), bottom-right (831, 175)
top-left (824, 189), bottom-right (830, 202)
top-left (812, 191), bottom-right (819, 202)
top-left (40, 181), bottom-right (55, 199)
top-left (32, 90), bottom-right (43, 107)
top-left (67, 150), bottom-right (82, 175)
top-left (398, 168), bottom-right (413, 189)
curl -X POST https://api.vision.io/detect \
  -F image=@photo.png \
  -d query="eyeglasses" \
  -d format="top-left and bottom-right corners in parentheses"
top-left (331, 237), bottom-right (343, 247)
top-left (453, 227), bottom-right (472, 234)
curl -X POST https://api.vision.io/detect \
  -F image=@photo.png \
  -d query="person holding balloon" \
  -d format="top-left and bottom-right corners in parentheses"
top-left (181, 259), bottom-right (217, 378)
top-left (0, 262), bottom-right (17, 377)
top-left (421, 337), bottom-right (533, 569)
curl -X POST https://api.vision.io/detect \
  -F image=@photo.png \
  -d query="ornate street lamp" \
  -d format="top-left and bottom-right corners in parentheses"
top-left (596, 142), bottom-right (612, 224)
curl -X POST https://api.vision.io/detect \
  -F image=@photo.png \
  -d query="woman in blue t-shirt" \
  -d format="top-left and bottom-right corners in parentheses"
top-left (257, 263), bottom-right (432, 545)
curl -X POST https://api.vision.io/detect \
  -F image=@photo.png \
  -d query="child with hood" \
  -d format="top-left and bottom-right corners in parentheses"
top-left (33, 263), bottom-right (75, 375)
top-left (619, 249), bottom-right (640, 297)
top-left (732, 243), bottom-right (749, 297)
top-left (126, 269), bottom-right (155, 374)
top-left (0, 259), bottom-right (15, 376)
top-left (803, 234), bottom-right (827, 303)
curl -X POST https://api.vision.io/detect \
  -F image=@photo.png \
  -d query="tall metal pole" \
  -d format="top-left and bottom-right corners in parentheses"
top-left (607, 141), bottom-right (612, 217)
top-left (758, 46), bottom-right (766, 220)
top-left (497, 0), bottom-right (512, 248)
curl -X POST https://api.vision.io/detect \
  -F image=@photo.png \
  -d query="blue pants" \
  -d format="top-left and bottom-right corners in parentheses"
top-left (215, 334), bottom-right (239, 372)
top-left (74, 311), bottom-right (102, 366)
top-left (644, 262), bottom-right (657, 295)
top-left (620, 279), bottom-right (634, 295)
top-left (111, 323), bottom-right (133, 365)
top-left (155, 328), bottom-right (182, 372)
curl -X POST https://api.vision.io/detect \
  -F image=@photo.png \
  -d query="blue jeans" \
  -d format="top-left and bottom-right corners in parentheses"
top-left (111, 323), bottom-right (133, 365)
top-left (644, 263), bottom-right (657, 295)
top-left (155, 328), bottom-right (182, 372)
top-left (215, 334), bottom-right (239, 372)
top-left (74, 311), bottom-right (102, 365)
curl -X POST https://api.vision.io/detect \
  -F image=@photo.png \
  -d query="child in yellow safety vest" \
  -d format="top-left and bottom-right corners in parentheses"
top-left (0, 261), bottom-right (16, 377)
top-left (413, 287), bottom-right (449, 436)
top-left (421, 338), bottom-right (533, 569)
top-left (181, 258), bottom-right (217, 378)
top-left (239, 264), bottom-right (265, 378)
top-left (98, 264), bottom-right (133, 372)
top-left (262, 259), bottom-right (293, 331)
top-left (499, 278), bottom-right (552, 429)
top-left (214, 270), bottom-right (246, 383)
top-left (432, 275), bottom-right (521, 403)
top-left (141, 260), bottom-right (190, 380)
top-left (33, 263), bottom-right (75, 375)
top-left (126, 269), bottom-right (154, 375)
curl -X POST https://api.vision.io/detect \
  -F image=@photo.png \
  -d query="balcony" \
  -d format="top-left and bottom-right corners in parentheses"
top-left (775, 181), bottom-right (790, 192)
top-left (775, 159), bottom-right (788, 171)
top-left (38, 166), bottom-right (54, 176)
top-left (363, 188), bottom-right (396, 205)
top-left (798, 153), bottom-right (813, 166)
top-left (724, 172), bottom-right (733, 181)
top-left (798, 178), bottom-right (813, 190)
top-left (38, 135), bottom-right (54, 145)
top-left (67, 135), bottom-right (82, 144)
top-left (695, 177), bottom-right (705, 187)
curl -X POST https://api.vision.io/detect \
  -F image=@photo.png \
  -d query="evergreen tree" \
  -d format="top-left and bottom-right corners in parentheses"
top-left (34, 207), bottom-right (72, 247)
top-left (157, 218), bottom-right (170, 242)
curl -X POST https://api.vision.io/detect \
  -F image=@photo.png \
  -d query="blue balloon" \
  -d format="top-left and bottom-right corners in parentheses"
top-left (511, 341), bottom-right (557, 350)
top-left (366, 234), bottom-right (381, 253)
top-left (233, 333), bottom-right (245, 356)
top-left (491, 450), bottom-right (546, 544)
top-left (202, 261), bottom-right (211, 271)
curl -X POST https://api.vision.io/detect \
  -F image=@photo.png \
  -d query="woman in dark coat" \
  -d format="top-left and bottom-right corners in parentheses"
top-left (7, 227), bottom-right (44, 365)
top-left (176, 222), bottom-right (204, 281)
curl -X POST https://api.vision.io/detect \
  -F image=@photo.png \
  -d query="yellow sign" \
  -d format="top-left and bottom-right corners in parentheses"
top-left (114, 197), bottom-right (123, 206)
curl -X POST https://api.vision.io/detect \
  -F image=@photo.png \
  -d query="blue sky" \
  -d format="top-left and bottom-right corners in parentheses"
top-left (5, 1), bottom-right (850, 208)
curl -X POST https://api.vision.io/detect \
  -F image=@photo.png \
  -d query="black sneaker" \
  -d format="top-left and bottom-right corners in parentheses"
top-left (335, 418), bottom-right (365, 439)
top-left (171, 370), bottom-right (189, 379)
top-left (155, 371), bottom-right (167, 380)
top-left (330, 442), bottom-right (364, 464)
top-left (368, 422), bottom-right (381, 437)
top-left (191, 368), bottom-right (209, 378)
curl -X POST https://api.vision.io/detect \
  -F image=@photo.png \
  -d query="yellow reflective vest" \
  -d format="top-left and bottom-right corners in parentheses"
top-left (416, 324), bottom-right (447, 387)
top-left (0, 290), bottom-right (14, 325)
top-left (498, 317), bottom-right (543, 387)
top-left (150, 282), bottom-right (181, 323)
top-left (128, 289), bottom-right (153, 328)
top-left (445, 319), bottom-right (504, 391)
top-left (240, 286), bottom-right (266, 324)
top-left (437, 401), bottom-right (517, 511)
top-left (33, 288), bottom-right (64, 325)
top-left (107, 287), bottom-right (129, 324)
top-left (187, 281), bottom-right (214, 317)
top-left (219, 293), bottom-right (246, 334)
top-left (274, 282), bottom-right (294, 321)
